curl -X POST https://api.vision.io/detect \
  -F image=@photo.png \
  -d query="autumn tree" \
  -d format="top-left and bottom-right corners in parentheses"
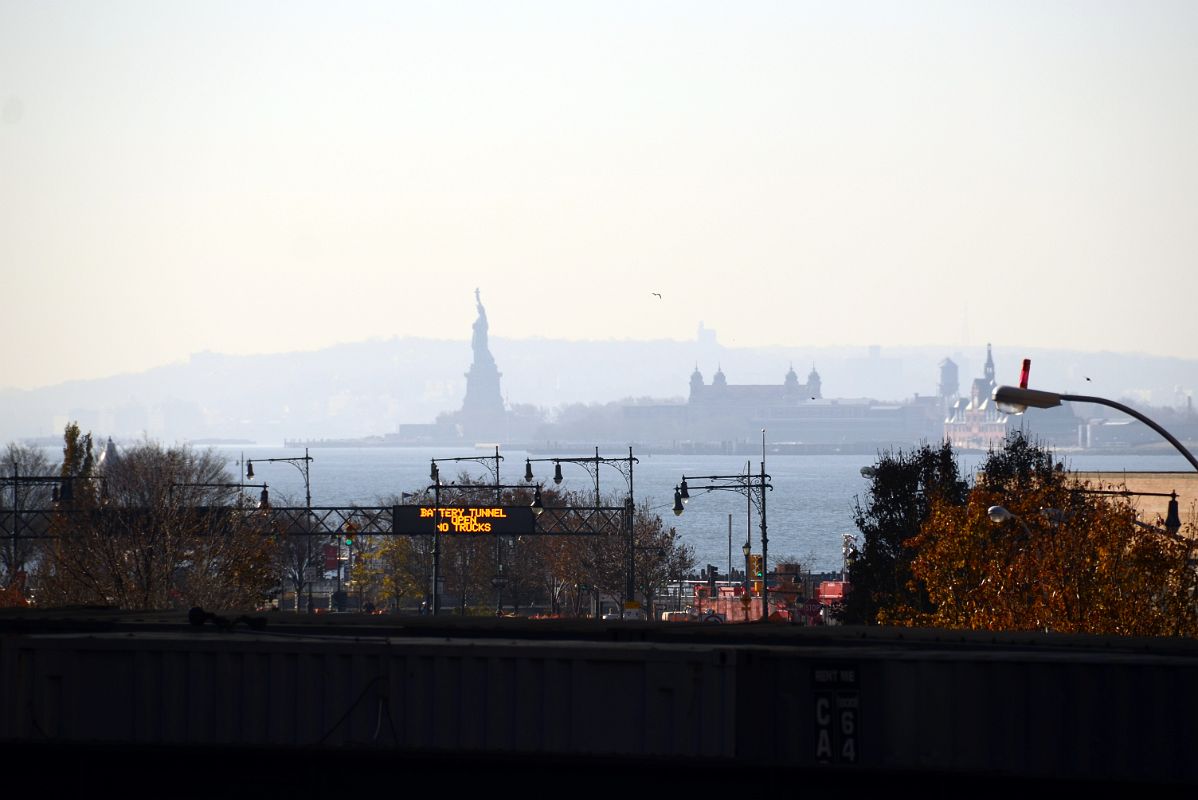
top-left (523, 493), bottom-right (694, 618)
top-left (525, 531), bottom-right (589, 615)
top-left (633, 505), bottom-right (695, 619)
top-left (902, 434), bottom-right (1198, 635)
top-left (351, 530), bottom-right (431, 611)
top-left (843, 441), bottom-right (967, 624)
top-left (441, 480), bottom-right (544, 614)
top-left (1, 443), bottom-right (58, 599)
top-left (516, 489), bottom-right (604, 615)
top-left (36, 430), bottom-right (278, 610)
top-left (360, 481), bottom-right (548, 614)
top-left (60, 422), bottom-right (97, 492)
top-left (266, 489), bottom-right (329, 612)
top-left (351, 482), bottom-right (694, 618)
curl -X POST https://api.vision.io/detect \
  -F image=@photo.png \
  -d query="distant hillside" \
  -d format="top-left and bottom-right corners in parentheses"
top-left (2, 336), bottom-right (1193, 444)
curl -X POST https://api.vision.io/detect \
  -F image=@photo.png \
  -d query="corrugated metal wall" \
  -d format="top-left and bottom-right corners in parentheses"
top-left (3, 631), bottom-right (1196, 783)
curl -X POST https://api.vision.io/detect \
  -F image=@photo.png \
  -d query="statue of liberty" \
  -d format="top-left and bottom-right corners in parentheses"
top-left (471, 288), bottom-right (495, 369)
top-left (459, 289), bottom-right (504, 438)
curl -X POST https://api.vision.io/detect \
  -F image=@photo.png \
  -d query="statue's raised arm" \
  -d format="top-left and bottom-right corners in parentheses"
top-left (471, 289), bottom-right (491, 362)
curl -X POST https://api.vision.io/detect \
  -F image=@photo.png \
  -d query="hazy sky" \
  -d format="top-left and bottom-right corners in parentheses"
top-left (3, 1), bottom-right (1196, 390)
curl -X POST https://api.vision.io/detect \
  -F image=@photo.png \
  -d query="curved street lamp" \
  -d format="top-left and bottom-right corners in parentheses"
top-left (245, 449), bottom-right (313, 508)
top-left (673, 454), bottom-right (773, 619)
top-left (246, 449), bottom-right (316, 604)
top-left (987, 504), bottom-right (1032, 537)
top-left (992, 386), bottom-right (1198, 473)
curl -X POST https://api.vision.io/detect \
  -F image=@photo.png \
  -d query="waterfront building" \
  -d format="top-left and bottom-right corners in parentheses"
top-left (942, 344), bottom-right (1008, 450)
top-left (943, 344), bottom-right (1084, 450)
top-left (624, 364), bottom-right (942, 451)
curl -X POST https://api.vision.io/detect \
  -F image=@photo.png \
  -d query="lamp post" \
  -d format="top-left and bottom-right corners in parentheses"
top-left (2, 470), bottom-right (104, 583)
top-left (440, 479), bottom-right (529, 617)
top-left (431, 447), bottom-right (505, 615)
top-left (993, 386), bottom-right (1198, 473)
top-left (987, 504), bottom-right (1033, 537)
top-left (491, 568), bottom-right (508, 617)
top-left (841, 533), bottom-right (857, 583)
top-left (1071, 488), bottom-right (1184, 537)
top-left (245, 448), bottom-right (313, 509)
top-left (995, 487), bottom-right (1184, 539)
top-left (246, 449), bottom-right (315, 607)
top-left (524, 447), bottom-right (638, 616)
top-left (524, 446), bottom-right (636, 510)
top-left (673, 436), bottom-right (773, 620)
top-left (169, 481), bottom-right (268, 505)
top-left (425, 478), bottom-right (535, 616)
top-left (741, 539), bottom-right (751, 594)
top-left (4, 472), bottom-right (107, 507)
top-left (430, 446), bottom-right (503, 499)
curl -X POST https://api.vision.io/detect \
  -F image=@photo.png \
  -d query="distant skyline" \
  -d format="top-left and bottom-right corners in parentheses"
top-left (4, 2), bottom-right (1198, 391)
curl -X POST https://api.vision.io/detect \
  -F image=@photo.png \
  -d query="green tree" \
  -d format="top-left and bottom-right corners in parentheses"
top-left (352, 531), bottom-right (431, 611)
top-left (843, 440), bottom-right (967, 624)
top-left (59, 422), bottom-right (97, 504)
top-left (976, 428), bottom-right (1061, 494)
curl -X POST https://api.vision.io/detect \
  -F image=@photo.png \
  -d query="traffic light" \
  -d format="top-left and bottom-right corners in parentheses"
top-left (343, 521), bottom-right (358, 548)
top-left (749, 554), bottom-right (764, 596)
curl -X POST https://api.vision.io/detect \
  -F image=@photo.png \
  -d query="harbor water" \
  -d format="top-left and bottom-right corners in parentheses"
top-left (208, 446), bottom-right (1195, 574)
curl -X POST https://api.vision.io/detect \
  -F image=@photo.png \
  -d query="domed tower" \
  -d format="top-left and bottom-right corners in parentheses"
top-left (807, 365), bottom-right (822, 400)
top-left (689, 365), bottom-right (705, 402)
top-left (97, 437), bottom-right (120, 471)
top-left (784, 364), bottom-right (799, 393)
top-left (712, 364), bottom-right (727, 390)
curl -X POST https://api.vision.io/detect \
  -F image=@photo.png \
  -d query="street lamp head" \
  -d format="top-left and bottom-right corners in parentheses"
top-left (679, 479), bottom-right (689, 504)
top-left (1039, 507), bottom-right (1072, 525)
top-left (530, 486), bottom-right (544, 516)
top-left (672, 486), bottom-right (684, 516)
top-left (1167, 492), bottom-right (1182, 536)
top-left (258, 485), bottom-right (271, 510)
top-left (742, 540), bottom-right (751, 558)
top-left (524, 459), bottom-right (533, 482)
top-left (246, 461), bottom-right (255, 479)
top-left (552, 462), bottom-right (563, 485)
top-left (993, 385), bottom-right (1063, 415)
top-left (987, 505), bottom-right (1014, 524)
